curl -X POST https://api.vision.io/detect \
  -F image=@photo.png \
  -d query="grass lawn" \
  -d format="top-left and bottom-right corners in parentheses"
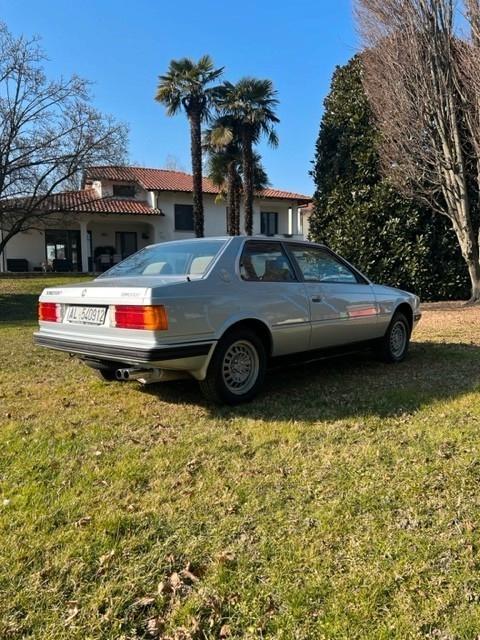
top-left (1, 277), bottom-right (480, 639)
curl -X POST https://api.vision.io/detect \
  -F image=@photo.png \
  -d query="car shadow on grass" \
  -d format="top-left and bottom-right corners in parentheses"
top-left (141, 341), bottom-right (480, 421)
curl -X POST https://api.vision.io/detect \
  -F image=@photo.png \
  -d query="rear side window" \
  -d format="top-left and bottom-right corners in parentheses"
top-left (240, 241), bottom-right (296, 282)
top-left (287, 245), bottom-right (359, 284)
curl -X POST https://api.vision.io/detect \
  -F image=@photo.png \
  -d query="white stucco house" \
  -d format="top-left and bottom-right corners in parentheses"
top-left (0, 165), bottom-right (311, 273)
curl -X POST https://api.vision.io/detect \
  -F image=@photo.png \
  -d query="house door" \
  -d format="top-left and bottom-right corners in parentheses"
top-left (45, 230), bottom-right (82, 271)
top-left (261, 212), bottom-right (278, 236)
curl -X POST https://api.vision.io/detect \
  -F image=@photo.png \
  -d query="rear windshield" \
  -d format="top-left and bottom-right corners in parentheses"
top-left (98, 240), bottom-right (226, 278)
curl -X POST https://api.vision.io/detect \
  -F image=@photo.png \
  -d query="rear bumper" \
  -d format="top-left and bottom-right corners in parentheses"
top-left (33, 333), bottom-right (213, 364)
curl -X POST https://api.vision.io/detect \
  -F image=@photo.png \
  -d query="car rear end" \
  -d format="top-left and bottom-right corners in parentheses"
top-left (34, 278), bottom-right (216, 381)
top-left (33, 237), bottom-right (234, 381)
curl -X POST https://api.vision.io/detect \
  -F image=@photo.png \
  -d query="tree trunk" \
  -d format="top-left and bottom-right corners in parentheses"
top-left (0, 235), bottom-right (9, 263)
top-left (227, 161), bottom-right (236, 236)
top-left (242, 129), bottom-right (254, 236)
top-left (234, 172), bottom-right (242, 235)
top-left (449, 212), bottom-right (480, 301)
top-left (466, 259), bottom-right (480, 302)
top-left (189, 110), bottom-right (204, 238)
top-left (462, 235), bottom-right (480, 302)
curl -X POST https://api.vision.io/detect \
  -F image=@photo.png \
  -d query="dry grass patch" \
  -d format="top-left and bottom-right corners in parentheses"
top-left (418, 303), bottom-right (480, 345)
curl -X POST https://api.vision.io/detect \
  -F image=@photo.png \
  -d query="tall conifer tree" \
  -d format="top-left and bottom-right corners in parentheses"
top-left (310, 56), bottom-right (468, 301)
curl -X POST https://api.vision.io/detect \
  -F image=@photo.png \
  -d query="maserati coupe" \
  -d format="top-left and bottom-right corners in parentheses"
top-left (34, 237), bottom-right (421, 404)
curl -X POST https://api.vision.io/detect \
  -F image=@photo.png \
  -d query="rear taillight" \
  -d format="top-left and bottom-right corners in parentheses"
top-left (113, 305), bottom-right (168, 330)
top-left (38, 302), bottom-right (61, 322)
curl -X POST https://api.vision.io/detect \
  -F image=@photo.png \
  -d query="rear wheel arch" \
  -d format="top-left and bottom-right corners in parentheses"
top-left (220, 318), bottom-right (273, 357)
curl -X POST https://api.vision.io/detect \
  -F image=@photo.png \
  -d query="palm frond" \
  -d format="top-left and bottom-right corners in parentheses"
top-left (215, 77), bottom-right (280, 133)
top-left (154, 55), bottom-right (223, 118)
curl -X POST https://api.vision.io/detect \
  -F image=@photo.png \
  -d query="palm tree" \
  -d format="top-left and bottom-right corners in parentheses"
top-left (216, 78), bottom-right (279, 235)
top-left (204, 115), bottom-right (242, 235)
top-left (207, 147), bottom-right (270, 235)
top-left (206, 146), bottom-right (239, 234)
top-left (155, 56), bottom-right (223, 237)
top-left (205, 116), bottom-right (270, 235)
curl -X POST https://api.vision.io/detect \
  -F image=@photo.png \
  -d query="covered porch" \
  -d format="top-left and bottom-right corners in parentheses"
top-left (1, 213), bottom-right (162, 273)
top-left (49, 215), bottom-right (162, 273)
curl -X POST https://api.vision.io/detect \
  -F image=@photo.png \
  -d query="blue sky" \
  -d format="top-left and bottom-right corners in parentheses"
top-left (0, 0), bottom-right (357, 196)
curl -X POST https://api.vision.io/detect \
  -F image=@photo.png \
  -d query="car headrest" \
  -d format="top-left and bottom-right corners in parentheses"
top-left (189, 256), bottom-right (213, 275)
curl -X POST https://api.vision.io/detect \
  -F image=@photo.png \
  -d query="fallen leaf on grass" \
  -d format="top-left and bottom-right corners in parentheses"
top-left (153, 422), bottom-right (171, 430)
top-left (146, 616), bottom-right (164, 637)
top-left (73, 516), bottom-right (91, 527)
top-left (180, 563), bottom-right (199, 584)
top-left (186, 458), bottom-right (200, 474)
top-left (169, 571), bottom-right (182, 590)
top-left (98, 549), bottom-right (115, 567)
top-left (157, 580), bottom-right (167, 595)
top-left (65, 602), bottom-right (79, 624)
top-left (133, 596), bottom-right (155, 608)
top-left (220, 624), bottom-right (232, 637)
top-left (216, 550), bottom-right (236, 564)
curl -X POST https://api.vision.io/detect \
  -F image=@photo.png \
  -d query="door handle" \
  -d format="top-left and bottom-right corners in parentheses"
top-left (311, 295), bottom-right (322, 303)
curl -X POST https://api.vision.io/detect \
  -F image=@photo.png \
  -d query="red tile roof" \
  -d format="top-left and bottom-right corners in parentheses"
top-left (41, 189), bottom-right (161, 215)
top-left (85, 166), bottom-right (311, 203)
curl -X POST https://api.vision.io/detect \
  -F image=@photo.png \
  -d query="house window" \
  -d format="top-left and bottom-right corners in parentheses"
top-left (261, 212), bottom-right (278, 236)
top-left (113, 184), bottom-right (136, 198)
top-left (174, 204), bottom-right (194, 231)
top-left (116, 231), bottom-right (137, 260)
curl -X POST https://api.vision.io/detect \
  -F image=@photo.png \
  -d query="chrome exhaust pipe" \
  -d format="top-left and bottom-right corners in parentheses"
top-left (115, 367), bottom-right (188, 384)
top-left (115, 368), bottom-right (151, 381)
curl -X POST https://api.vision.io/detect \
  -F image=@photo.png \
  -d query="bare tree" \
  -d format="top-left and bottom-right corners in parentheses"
top-left (163, 154), bottom-right (186, 172)
top-left (355, 0), bottom-right (480, 301)
top-left (0, 22), bottom-right (127, 259)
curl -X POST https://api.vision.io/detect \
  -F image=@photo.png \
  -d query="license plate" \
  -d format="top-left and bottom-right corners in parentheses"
top-left (66, 305), bottom-right (107, 325)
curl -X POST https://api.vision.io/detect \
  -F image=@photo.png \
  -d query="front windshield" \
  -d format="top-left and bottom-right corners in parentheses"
top-left (98, 239), bottom-right (226, 278)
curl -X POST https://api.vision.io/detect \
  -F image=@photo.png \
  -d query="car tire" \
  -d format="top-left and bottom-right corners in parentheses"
top-left (374, 311), bottom-right (411, 363)
top-left (199, 328), bottom-right (267, 405)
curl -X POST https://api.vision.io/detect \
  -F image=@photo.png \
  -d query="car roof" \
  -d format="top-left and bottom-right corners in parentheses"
top-left (242, 236), bottom-right (325, 246)
top-left (148, 236), bottom-right (327, 249)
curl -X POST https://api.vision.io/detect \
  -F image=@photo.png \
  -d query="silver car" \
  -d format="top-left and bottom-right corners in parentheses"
top-left (34, 237), bottom-right (422, 404)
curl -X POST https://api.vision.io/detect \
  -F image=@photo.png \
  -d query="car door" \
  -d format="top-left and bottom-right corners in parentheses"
top-left (285, 244), bottom-right (379, 349)
top-left (237, 240), bottom-right (311, 356)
